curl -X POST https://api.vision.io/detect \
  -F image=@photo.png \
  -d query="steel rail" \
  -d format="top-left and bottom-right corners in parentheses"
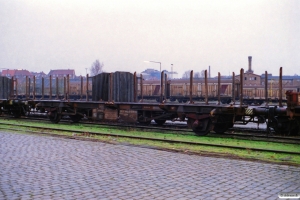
top-left (0, 122), bottom-right (299, 155)
top-left (0, 115), bottom-right (299, 144)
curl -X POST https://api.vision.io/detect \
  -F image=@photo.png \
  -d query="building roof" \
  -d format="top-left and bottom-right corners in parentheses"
top-left (1, 69), bottom-right (16, 77)
top-left (14, 70), bottom-right (31, 76)
top-left (48, 69), bottom-right (75, 76)
top-left (261, 74), bottom-right (300, 80)
top-left (1, 69), bottom-right (31, 77)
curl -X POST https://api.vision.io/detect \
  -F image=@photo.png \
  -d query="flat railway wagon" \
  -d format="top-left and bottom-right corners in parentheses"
top-left (139, 56), bottom-right (300, 105)
top-left (139, 72), bottom-right (299, 105)
top-left (140, 77), bottom-right (233, 104)
top-left (0, 68), bottom-right (299, 136)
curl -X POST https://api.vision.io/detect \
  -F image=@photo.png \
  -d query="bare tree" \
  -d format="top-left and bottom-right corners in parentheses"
top-left (194, 72), bottom-right (201, 78)
top-left (90, 60), bottom-right (104, 76)
top-left (182, 70), bottom-right (191, 78)
top-left (201, 70), bottom-right (205, 77)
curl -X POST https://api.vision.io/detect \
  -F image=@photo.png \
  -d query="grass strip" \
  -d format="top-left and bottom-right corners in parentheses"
top-left (0, 119), bottom-right (300, 165)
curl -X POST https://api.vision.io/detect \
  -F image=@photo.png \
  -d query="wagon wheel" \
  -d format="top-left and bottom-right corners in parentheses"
top-left (213, 116), bottom-right (229, 134)
top-left (154, 119), bottom-right (166, 125)
top-left (269, 116), bottom-right (289, 135)
top-left (288, 120), bottom-right (300, 136)
top-left (188, 118), bottom-right (212, 136)
top-left (12, 110), bottom-right (21, 118)
top-left (187, 118), bottom-right (193, 129)
top-left (69, 114), bottom-right (82, 123)
top-left (48, 111), bottom-right (62, 123)
top-left (138, 115), bottom-right (151, 125)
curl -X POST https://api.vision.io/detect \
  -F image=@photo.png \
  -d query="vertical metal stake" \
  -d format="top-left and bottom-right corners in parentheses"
top-left (232, 72), bottom-right (235, 104)
top-left (64, 77), bottom-right (66, 100)
top-left (205, 70), bottom-right (208, 105)
top-left (80, 76), bottom-right (83, 100)
top-left (56, 77), bottom-right (59, 99)
top-left (140, 74), bottom-right (143, 102)
top-left (160, 71), bottom-right (164, 103)
top-left (41, 77), bottom-right (44, 99)
top-left (218, 72), bottom-right (221, 105)
top-left (279, 67), bottom-right (283, 107)
top-left (86, 74), bottom-right (89, 101)
top-left (49, 75), bottom-right (52, 100)
top-left (240, 68), bottom-right (244, 107)
top-left (25, 76), bottom-right (28, 99)
top-left (265, 71), bottom-right (268, 105)
top-left (33, 76), bottom-right (36, 100)
top-left (67, 74), bottom-right (69, 100)
top-left (133, 72), bottom-right (137, 102)
top-left (190, 70), bottom-right (193, 103)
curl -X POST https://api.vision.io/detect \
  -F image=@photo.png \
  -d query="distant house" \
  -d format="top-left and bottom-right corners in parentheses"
top-left (48, 69), bottom-right (76, 79)
top-left (31, 71), bottom-right (47, 79)
top-left (1, 69), bottom-right (32, 79)
top-left (1, 69), bottom-right (16, 78)
top-left (15, 70), bottom-right (32, 79)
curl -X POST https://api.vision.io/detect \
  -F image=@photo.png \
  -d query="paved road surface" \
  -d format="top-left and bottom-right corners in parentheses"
top-left (0, 131), bottom-right (299, 200)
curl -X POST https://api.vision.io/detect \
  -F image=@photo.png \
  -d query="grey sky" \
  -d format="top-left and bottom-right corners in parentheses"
top-left (1, 0), bottom-right (299, 77)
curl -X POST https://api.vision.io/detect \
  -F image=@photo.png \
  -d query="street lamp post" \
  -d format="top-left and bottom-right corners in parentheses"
top-left (144, 61), bottom-right (161, 72)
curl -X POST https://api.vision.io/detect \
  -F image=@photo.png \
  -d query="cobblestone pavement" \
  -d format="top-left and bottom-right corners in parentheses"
top-left (0, 132), bottom-right (299, 200)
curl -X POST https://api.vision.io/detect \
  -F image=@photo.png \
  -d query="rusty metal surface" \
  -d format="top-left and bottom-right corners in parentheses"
top-left (160, 71), bottom-right (163, 102)
top-left (265, 71), bottom-right (268, 103)
top-left (80, 76), bottom-right (83, 100)
top-left (140, 74), bottom-right (143, 102)
top-left (86, 74), bottom-right (89, 101)
top-left (232, 72), bottom-right (235, 104)
top-left (205, 70), bottom-right (208, 105)
top-left (104, 107), bottom-right (118, 120)
top-left (133, 72), bottom-right (137, 102)
top-left (42, 77), bottom-right (44, 99)
top-left (49, 75), bottom-right (52, 100)
top-left (218, 72), bottom-right (221, 105)
top-left (240, 68), bottom-right (244, 106)
top-left (33, 76), bottom-right (36, 100)
top-left (119, 110), bottom-right (137, 122)
top-left (279, 67), bottom-right (283, 107)
top-left (189, 70), bottom-right (193, 103)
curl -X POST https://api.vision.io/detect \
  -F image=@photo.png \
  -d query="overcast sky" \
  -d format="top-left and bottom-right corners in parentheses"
top-left (1, 0), bottom-right (299, 77)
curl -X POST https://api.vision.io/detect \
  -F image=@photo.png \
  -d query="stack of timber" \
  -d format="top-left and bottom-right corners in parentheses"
top-left (92, 72), bottom-right (135, 102)
top-left (0, 77), bottom-right (11, 99)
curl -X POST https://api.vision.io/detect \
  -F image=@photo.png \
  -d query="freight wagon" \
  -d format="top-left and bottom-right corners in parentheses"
top-left (0, 68), bottom-right (299, 136)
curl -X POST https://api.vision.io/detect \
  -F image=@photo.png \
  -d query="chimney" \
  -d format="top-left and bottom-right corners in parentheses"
top-left (247, 56), bottom-right (253, 73)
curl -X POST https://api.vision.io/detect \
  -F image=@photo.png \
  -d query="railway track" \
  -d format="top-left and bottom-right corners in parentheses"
top-left (1, 115), bottom-right (299, 145)
top-left (0, 120), bottom-right (299, 156)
